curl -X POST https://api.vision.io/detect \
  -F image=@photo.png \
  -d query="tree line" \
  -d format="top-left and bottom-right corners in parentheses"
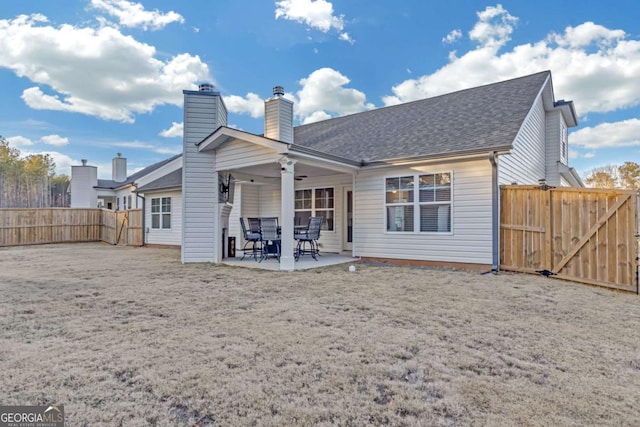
top-left (583, 161), bottom-right (640, 190)
top-left (0, 135), bottom-right (70, 208)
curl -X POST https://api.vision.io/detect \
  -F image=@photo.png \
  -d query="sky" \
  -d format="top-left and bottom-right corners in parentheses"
top-left (0, 0), bottom-right (639, 179)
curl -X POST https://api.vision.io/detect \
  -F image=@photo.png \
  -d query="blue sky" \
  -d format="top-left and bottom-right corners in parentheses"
top-left (1, 0), bottom-right (638, 179)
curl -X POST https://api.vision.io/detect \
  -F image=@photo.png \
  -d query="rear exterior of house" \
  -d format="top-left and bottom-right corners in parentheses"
top-left (177, 71), bottom-right (581, 270)
top-left (70, 71), bottom-right (580, 270)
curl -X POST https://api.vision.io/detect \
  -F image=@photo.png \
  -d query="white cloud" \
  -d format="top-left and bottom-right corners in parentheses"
top-left (302, 110), bottom-right (332, 124)
top-left (442, 29), bottom-right (462, 44)
top-left (223, 93), bottom-right (265, 118)
top-left (339, 32), bottom-right (354, 45)
top-left (275, 0), bottom-right (352, 43)
top-left (106, 140), bottom-right (181, 155)
top-left (583, 152), bottom-right (595, 158)
top-left (159, 122), bottom-right (183, 138)
top-left (6, 135), bottom-right (34, 147)
top-left (293, 67), bottom-right (374, 123)
top-left (570, 118), bottom-right (640, 149)
top-left (0, 14), bottom-right (210, 123)
top-left (41, 134), bottom-right (69, 147)
top-left (382, 5), bottom-right (640, 117)
top-left (90, 0), bottom-right (184, 31)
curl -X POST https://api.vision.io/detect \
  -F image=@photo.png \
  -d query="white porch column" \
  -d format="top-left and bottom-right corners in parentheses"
top-left (279, 157), bottom-right (296, 271)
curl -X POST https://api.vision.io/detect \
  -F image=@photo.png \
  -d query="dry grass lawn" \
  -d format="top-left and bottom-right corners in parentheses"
top-left (1, 243), bottom-right (640, 426)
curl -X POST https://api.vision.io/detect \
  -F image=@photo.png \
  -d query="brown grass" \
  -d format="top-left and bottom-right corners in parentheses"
top-left (1, 243), bottom-right (640, 426)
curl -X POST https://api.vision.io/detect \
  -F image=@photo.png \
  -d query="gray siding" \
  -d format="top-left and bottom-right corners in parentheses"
top-left (498, 96), bottom-right (546, 185)
top-left (181, 92), bottom-right (227, 263)
top-left (354, 160), bottom-right (493, 265)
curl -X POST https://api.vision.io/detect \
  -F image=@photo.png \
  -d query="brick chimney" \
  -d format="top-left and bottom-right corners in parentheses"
top-left (264, 86), bottom-right (294, 144)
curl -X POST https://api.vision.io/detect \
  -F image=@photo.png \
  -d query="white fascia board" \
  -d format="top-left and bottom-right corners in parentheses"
top-left (198, 127), bottom-right (290, 153)
top-left (288, 151), bottom-right (360, 174)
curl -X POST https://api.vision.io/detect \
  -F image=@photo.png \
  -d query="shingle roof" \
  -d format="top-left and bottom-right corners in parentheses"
top-left (136, 168), bottom-right (182, 192)
top-left (293, 71), bottom-right (550, 163)
top-left (94, 153), bottom-right (182, 189)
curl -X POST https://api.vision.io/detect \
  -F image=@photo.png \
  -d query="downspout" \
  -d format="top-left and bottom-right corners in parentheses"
top-left (134, 189), bottom-right (145, 246)
top-left (489, 151), bottom-right (500, 273)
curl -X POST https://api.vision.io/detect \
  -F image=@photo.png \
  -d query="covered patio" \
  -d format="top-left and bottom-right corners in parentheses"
top-left (198, 126), bottom-right (359, 272)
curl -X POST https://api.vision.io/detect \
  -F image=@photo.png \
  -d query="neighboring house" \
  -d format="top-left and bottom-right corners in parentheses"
top-left (70, 70), bottom-right (583, 271)
top-left (70, 152), bottom-right (183, 246)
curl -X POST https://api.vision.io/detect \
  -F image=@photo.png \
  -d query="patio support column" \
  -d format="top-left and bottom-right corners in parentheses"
top-left (279, 157), bottom-right (296, 271)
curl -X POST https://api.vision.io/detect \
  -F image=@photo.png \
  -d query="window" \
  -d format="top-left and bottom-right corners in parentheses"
top-left (385, 173), bottom-right (452, 233)
top-left (128, 195), bottom-right (132, 209)
top-left (295, 187), bottom-right (334, 231)
top-left (116, 197), bottom-right (119, 211)
top-left (151, 197), bottom-right (171, 229)
top-left (123, 196), bottom-right (127, 210)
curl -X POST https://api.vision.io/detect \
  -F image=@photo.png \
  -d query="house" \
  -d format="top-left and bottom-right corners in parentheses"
top-left (70, 153), bottom-right (183, 246)
top-left (70, 70), bottom-right (583, 271)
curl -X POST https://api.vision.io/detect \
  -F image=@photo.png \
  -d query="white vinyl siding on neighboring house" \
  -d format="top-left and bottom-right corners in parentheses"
top-left (146, 191), bottom-right (182, 246)
top-left (354, 160), bottom-right (493, 265)
top-left (498, 95), bottom-right (547, 185)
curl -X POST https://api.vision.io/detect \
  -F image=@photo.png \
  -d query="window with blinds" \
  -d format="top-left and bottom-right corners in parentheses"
top-left (385, 172), bottom-right (452, 233)
top-left (295, 187), bottom-right (335, 231)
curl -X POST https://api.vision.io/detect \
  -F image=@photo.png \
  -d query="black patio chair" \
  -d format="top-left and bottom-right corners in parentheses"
top-left (295, 216), bottom-right (323, 261)
top-left (259, 217), bottom-right (280, 262)
top-left (240, 217), bottom-right (261, 260)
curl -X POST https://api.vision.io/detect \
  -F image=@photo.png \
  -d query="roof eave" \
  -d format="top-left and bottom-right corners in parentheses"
top-left (363, 146), bottom-right (513, 167)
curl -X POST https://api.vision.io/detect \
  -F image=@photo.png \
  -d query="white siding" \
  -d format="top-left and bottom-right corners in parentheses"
top-left (354, 160), bottom-right (493, 265)
top-left (182, 92), bottom-right (227, 263)
top-left (145, 191), bottom-right (182, 246)
top-left (498, 95), bottom-right (547, 185)
top-left (264, 97), bottom-right (294, 144)
top-left (228, 184), bottom-right (241, 255)
top-left (545, 110), bottom-right (562, 186)
top-left (70, 165), bottom-right (98, 208)
top-left (216, 140), bottom-right (280, 171)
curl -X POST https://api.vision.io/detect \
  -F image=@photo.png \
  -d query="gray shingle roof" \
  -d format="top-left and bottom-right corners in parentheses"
top-left (293, 71), bottom-right (550, 163)
top-left (136, 168), bottom-right (182, 192)
top-left (94, 153), bottom-right (182, 189)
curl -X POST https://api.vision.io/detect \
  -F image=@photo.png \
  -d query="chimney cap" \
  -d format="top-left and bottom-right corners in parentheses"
top-left (199, 83), bottom-right (215, 92)
top-left (273, 86), bottom-right (285, 97)
top-left (116, 152), bottom-right (122, 158)
top-left (81, 159), bottom-right (87, 166)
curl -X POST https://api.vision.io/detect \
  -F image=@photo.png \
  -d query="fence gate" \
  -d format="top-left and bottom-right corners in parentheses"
top-left (500, 185), bottom-right (639, 292)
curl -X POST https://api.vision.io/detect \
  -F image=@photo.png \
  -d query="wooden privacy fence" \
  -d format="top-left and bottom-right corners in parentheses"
top-left (500, 185), bottom-right (639, 292)
top-left (0, 208), bottom-right (143, 247)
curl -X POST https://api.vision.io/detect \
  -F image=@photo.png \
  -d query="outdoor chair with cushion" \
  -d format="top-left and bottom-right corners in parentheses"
top-left (295, 216), bottom-right (323, 261)
top-left (259, 217), bottom-right (281, 262)
top-left (240, 217), bottom-right (261, 260)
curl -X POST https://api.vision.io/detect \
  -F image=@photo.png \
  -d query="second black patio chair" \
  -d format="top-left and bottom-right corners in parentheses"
top-left (259, 217), bottom-right (281, 262)
top-left (295, 216), bottom-right (323, 261)
top-left (240, 217), bottom-right (261, 260)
